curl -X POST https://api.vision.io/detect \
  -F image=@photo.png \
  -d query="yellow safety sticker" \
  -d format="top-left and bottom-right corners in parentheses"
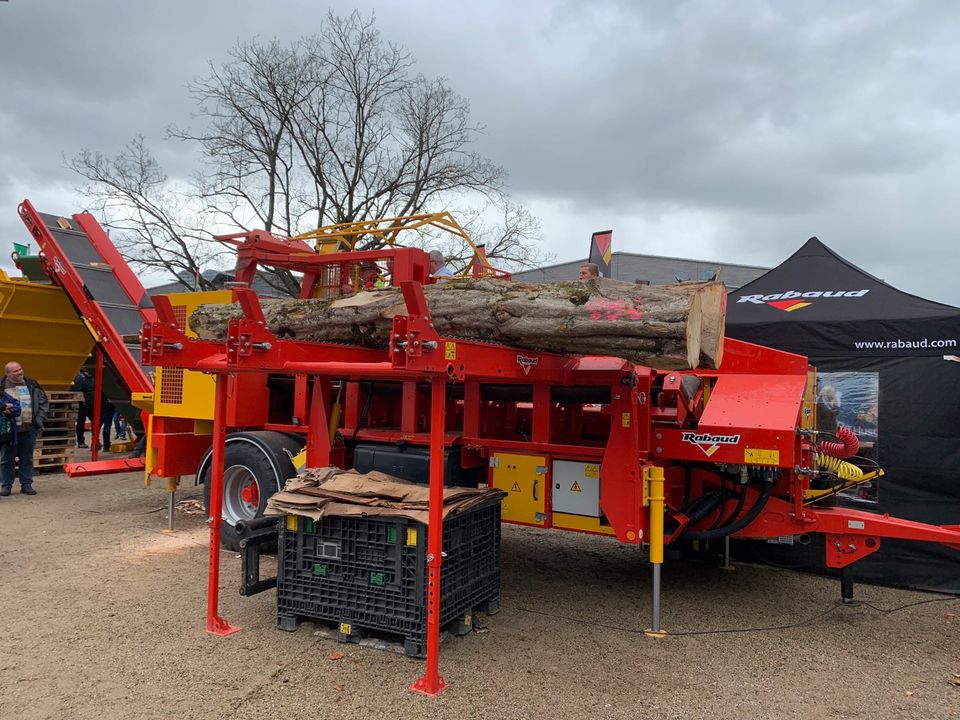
top-left (445, 341), bottom-right (457, 360)
top-left (744, 448), bottom-right (780, 466)
top-left (621, 412), bottom-right (631, 427)
top-left (510, 482), bottom-right (521, 492)
top-left (584, 464), bottom-right (599, 478)
top-left (570, 481), bottom-right (582, 493)
top-left (406, 527), bottom-right (418, 546)
top-left (339, 623), bottom-right (352, 635)
top-left (285, 515), bottom-right (298, 531)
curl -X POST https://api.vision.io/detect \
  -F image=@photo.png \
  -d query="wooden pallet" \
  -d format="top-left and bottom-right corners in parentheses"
top-left (19, 391), bottom-right (82, 473)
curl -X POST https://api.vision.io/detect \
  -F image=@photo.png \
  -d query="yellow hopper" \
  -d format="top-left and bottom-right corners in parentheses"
top-left (0, 268), bottom-right (94, 390)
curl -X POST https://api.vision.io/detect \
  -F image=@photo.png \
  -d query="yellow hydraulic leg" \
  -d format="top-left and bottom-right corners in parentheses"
top-left (644, 466), bottom-right (667, 638)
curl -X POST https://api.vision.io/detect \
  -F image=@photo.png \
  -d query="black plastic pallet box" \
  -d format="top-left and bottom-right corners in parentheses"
top-left (276, 500), bottom-right (502, 657)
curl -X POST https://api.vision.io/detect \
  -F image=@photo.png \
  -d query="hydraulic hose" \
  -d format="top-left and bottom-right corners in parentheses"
top-left (818, 426), bottom-right (859, 459)
top-left (707, 481), bottom-right (730, 530)
top-left (816, 453), bottom-right (864, 482)
top-left (681, 480), bottom-right (774, 542)
top-left (712, 483), bottom-right (747, 532)
top-left (682, 490), bottom-right (724, 526)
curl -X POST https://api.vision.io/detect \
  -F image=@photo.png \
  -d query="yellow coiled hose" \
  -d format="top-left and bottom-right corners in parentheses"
top-left (816, 453), bottom-right (864, 482)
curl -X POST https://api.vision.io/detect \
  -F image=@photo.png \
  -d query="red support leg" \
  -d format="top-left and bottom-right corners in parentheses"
top-left (306, 376), bottom-right (332, 468)
top-left (207, 375), bottom-right (241, 637)
top-left (410, 376), bottom-right (449, 696)
top-left (91, 349), bottom-right (103, 462)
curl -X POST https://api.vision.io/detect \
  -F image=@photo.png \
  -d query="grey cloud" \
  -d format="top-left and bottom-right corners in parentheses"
top-left (1, 0), bottom-right (958, 306)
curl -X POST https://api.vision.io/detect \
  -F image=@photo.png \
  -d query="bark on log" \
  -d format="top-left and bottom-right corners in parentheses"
top-left (189, 278), bottom-right (726, 370)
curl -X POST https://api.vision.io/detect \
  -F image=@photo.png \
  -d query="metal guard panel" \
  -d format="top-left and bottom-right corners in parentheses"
top-left (652, 374), bottom-right (806, 466)
top-left (711, 337), bottom-right (810, 376)
top-left (699, 374), bottom-right (806, 433)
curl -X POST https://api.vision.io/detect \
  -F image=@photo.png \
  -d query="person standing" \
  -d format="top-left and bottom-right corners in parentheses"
top-left (99, 394), bottom-right (115, 451)
top-left (1, 361), bottom-right (49, 496)
top-left (71, 367), bottom-right (95, 448)
top-left (0, 392), bottom-right (22, 498)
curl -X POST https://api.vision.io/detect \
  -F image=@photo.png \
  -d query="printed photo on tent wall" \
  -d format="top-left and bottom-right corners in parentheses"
top-left (817, 371), bottom-right (879, 505)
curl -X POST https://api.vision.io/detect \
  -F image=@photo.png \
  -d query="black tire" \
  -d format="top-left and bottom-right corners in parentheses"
top-left (200, 432), bottom-right (302, 551)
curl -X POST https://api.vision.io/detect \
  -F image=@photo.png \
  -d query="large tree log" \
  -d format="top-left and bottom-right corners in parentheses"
top-left (189, 278), bottom-right (726, 369)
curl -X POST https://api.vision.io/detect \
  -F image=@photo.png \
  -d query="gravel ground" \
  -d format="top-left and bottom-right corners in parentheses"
top-left (0, 464), bottom-right (958, 720)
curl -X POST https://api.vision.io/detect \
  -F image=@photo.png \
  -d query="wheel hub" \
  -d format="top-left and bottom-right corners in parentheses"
top-left (240, 483), bottom-right (259, 506)
top-left (222, 464), bottom-right (261, 525)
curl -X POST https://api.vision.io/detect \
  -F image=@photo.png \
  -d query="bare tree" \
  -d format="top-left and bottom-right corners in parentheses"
top-left (69, 11), bottom-right (544, 296)
top-left (67, 136), bottom-right (230, 291)
top-left (417, 201), bottom-right (556, 274)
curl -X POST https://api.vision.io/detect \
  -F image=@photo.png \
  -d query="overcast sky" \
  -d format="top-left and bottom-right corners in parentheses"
top-left (2, 1), bottom-right (959, 305)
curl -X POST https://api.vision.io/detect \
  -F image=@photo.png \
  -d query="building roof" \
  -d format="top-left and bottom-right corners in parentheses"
top-left (147, 269), bottom-right (284, 298)
top-left (511, 251), bottom-right (769, 290)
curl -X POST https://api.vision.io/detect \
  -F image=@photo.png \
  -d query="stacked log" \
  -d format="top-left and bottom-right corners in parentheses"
top-left (189, 278), bottom-right (726, 370)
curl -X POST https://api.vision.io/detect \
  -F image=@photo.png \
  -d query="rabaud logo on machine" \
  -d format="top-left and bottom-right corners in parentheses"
top-left (681, 431), bottom-right (741, 457)
top-left (736, 288), bottom-right (870, 312)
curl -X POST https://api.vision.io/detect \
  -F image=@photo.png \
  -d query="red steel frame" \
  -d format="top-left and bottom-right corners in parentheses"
top-left (143, 275), bottom-right (960, 694)
top-left (16, 201), bottom-right (959, 692)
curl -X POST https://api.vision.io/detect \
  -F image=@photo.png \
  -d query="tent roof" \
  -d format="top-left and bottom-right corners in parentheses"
top-left (729, 237), bottom-right (959, 322)
top-left (726, 237), bottom-right (960, 357)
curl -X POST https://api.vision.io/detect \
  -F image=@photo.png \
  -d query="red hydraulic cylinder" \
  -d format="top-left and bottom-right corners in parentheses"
top-left (206, 375), bottom-right (240, 637)
top-left (410, 376), bottom-right (449, 696)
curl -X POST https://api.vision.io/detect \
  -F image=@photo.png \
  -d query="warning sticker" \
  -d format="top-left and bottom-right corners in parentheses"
top-left (584, 464), bottom-right (599, 478)
top-left (510, 482), bottom-right (521, 492)
top-left (444, 341), bottom-right (457, 360)
top-left (570, 481), bottom-right (582, 493)
top-left (744, 448), bottom-right (780, 466)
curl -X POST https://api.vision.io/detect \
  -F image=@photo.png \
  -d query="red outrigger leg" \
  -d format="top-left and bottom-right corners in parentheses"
top-left (410, 376), bottom-right (449, 696)
top-left (207, 375), bottom-right (241, 637)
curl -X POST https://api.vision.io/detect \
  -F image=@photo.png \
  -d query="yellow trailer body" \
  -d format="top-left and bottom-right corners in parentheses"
top-left (151, 290), bottom-right (232, 421)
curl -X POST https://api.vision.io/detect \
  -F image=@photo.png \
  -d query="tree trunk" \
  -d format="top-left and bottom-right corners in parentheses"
top-left (189, 278), bottom-right (726, 369)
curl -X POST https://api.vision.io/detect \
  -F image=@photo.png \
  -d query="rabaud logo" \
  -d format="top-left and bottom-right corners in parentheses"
top-left (681, 431), bottom-right (741, 457)
top-left (516, 354), bottom-right (539, 375)
top-left (737, 289), bottom-right (870, 312)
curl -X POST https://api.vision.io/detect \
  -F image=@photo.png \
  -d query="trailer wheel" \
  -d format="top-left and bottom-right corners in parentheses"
top-left (199, 432), bottom-right (302, 551)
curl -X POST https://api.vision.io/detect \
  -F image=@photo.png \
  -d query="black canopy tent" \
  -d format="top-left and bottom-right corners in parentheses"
top-left (725, 237), bottom-right (960, 592)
